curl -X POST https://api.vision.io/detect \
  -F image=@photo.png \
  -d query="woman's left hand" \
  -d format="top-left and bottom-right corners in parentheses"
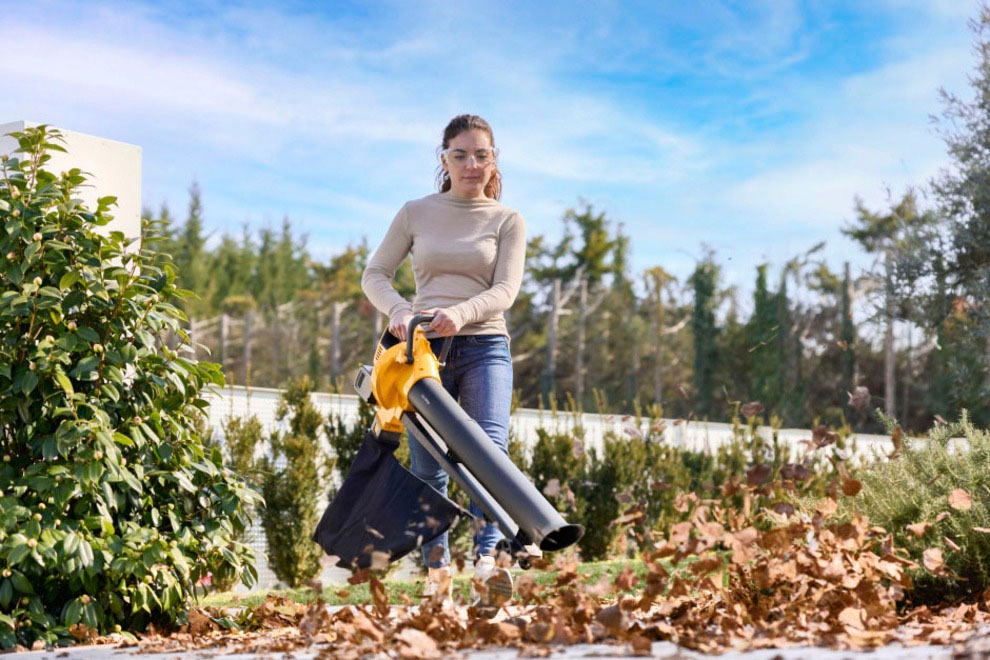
top-left (429, 309), bottom-right (461, 337)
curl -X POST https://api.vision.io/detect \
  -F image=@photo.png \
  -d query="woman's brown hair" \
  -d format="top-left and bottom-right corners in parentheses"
top-left (435, 114), bottom-right (502, 200)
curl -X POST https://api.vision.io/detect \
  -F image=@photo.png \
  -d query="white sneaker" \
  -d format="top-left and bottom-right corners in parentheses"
top-left (470, 555), bottom-right (513, 616)
top-left (423, 566), bottom-right (453, 607)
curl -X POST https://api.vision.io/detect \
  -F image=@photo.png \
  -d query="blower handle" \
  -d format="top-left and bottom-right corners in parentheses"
top-left (405, 314), bottom-right (452, 366)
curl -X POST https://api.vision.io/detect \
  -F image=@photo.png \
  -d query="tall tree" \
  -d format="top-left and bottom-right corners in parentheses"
top-left (644, 266), bottom-right (680, 407)
top-left (173, 181), bottom-right (211, 319)
top-left (526, 203), bottom-right (626, 409)
top-left (210, 225), bottom-right (258, 312)
top-left (840, 262), bottom-right (857, 421)
top-left (843, 192), bottom-right (930, 418)
top-left (929, 2), bottom-right (990, 422)
top-left (691, 253), bottom-right (719, 419)
top-left (747, 264), bottom-right (780, 413)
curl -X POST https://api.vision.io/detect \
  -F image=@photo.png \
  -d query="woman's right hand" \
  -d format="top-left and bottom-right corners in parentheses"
top-left (388, 310), bottom-right (415, 341)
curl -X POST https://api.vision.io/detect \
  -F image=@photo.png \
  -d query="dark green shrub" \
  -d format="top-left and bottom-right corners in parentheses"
top-left (521, 406), bottom-right (848, 560)
top-left (323, 398), bottom-right (374, 484)
top-left (523, 419), bottom-right (693, 560)
top-left (259, 376), bottom-right (332, 587)
top-left (221, 414), bottom-right (265, 493)
top-left (0, 126), bottom-right (258, 648)
top-left (199, 413), bottom-right (266, 592)
top-left (524, 427), bottom-right (589, 520)
top-left (578, 418), bottom-right (698, 560)
top-left (708, 407), bottom-right (848, 520)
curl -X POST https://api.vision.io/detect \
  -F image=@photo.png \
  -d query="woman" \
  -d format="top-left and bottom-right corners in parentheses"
top-left (361, 114), bottom-right (525, 610)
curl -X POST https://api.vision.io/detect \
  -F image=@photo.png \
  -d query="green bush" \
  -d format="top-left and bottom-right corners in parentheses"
top-left (0, 126), bottom-right (259, 648)
top-left (197, 413), bottom-right (266, 592)
top-left (708, 406), bottom-right (849, 520)
top-left (259, 376), bottom-right (332, 588)
top-left (521, 405), bottom-right (849, 560)
top-left (322, 397), bottom-right (374, 486)
top-left (842, 411), bottom-right (990, 602)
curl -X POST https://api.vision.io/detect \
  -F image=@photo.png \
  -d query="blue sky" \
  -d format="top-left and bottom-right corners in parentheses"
top-left (0, 0), bottom-right (977, 296)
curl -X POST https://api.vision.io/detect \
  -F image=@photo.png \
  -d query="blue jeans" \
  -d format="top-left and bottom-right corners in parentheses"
top-left (410, 334), bottom-right (513, 568)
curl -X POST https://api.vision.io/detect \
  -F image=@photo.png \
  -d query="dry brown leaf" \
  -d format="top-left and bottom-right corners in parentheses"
top-left (689, 556), bottom-right (723, 576)
top-left (347, 569), bottom-right (371, 585)
top-left (923, 548), bottom-right (945, 573)
top-left (630, 634), bottom-right (653, 655)
top-left (673, 491), bottom-right (694, 513)
top-left (733, 527), bottom-right (758, 546)
top-left (745, 463), bottom-right (772, 485)
top-left (891, 426), bottom-right (904, 454)
top-left (369, 551), bottom-right (391, 571)
top-left (187, 608), bottom-right (213, 636)
top-left (611, 509), bottom-right (645, 527)
top-left (369, 577), bottom-right (389, 618)
top-left (595, 604), bottom-right (626, 632)
top-left (780, 462), bottom-right (811, 481)
top-left (772, 502), bottom-right (795, 516)
top-left (842, 479), bottom-right (863, 496)
top-left (543, 478), bottom-right (561, 498)
top-left (350, 608), bottom-right (385, 643)
top-left (948, 488), bottom-right (973, 511)
top-left (823, 554), bottom-right (846, 580)
top-left (614, 565), bottom-right (640, 591)
top-left (585, 574), bottom-right (615, 598)
top-left (812, 425), bottom-right (839, 448)
top-left (838, 606), bottom-right (866, 630)
top-left (848, 386), bottom-right (870, 410)
top-left (668, 521), bottom-right (692, 545)
top-left (944, 536), bottom-right (962, 552)
top-left (816, 498), bottom-right (838, 519)
top-left (740, 401), bottom-right (764, 417)
top-left (935, 511), bottom-right (950, 523)
top-left (555, 559), bottom-right (579, 587)
top-left (907, 522), bottom-right (930, 538)
top-left (395, 628), bottom-right (441, 659)
top-left (514, 572), bottom-right (539, 604)
top-left (68, 623), bottom-right (98, 642)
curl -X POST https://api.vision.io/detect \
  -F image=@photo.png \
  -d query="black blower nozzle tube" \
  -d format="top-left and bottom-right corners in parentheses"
top-left (406, 378), bottom-right (584, 552)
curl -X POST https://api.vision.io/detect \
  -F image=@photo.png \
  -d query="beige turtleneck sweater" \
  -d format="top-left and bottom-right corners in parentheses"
top-left (361, 192), bottom-right (526, 337)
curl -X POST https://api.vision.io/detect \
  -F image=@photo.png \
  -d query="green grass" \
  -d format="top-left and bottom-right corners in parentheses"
top-left (198, 559), bottom-right (650, 609)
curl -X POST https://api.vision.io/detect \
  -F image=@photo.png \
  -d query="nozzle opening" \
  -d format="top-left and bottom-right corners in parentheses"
top-left (538, 524), bottom-right (585, 552)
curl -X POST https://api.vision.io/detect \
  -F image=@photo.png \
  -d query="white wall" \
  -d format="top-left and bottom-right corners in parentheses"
top-left (203, 384), bottom-right (893, 464)
top-left (0, 121), bottom-right (142, 243)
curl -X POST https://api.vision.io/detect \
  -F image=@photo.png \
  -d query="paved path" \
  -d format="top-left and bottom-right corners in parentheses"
top-left (10, 603), bottom-right (971, 659)
top-left (8, 640), bottom-right (954, 659)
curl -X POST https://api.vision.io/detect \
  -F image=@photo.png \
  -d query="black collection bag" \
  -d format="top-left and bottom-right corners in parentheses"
top-left (312, 429), bottom-right (467, 569)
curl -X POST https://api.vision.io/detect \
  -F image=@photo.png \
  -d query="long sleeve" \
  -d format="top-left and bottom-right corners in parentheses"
top-left (361, 205), bottom-right (414, 320)
top-left (446, 213), bottom-right (526, 329)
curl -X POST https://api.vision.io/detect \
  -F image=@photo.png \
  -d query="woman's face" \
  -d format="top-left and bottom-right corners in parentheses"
top-left (442, 129), bottom-right (495, 199)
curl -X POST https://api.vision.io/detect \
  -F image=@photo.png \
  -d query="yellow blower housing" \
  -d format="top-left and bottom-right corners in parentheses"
top-left (369, 326), bottom-right (441, 433)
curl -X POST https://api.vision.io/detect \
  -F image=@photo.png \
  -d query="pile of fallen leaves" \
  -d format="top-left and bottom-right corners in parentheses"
top-left (125, 496), bottom-right (990, 658)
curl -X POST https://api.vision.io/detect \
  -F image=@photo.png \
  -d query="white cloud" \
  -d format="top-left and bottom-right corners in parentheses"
top-left (0, 0), bottom-right (977, 294)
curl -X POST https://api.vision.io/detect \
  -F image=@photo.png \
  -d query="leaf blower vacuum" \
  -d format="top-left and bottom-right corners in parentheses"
top-left (313, 314), bottom-right (584, 570)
